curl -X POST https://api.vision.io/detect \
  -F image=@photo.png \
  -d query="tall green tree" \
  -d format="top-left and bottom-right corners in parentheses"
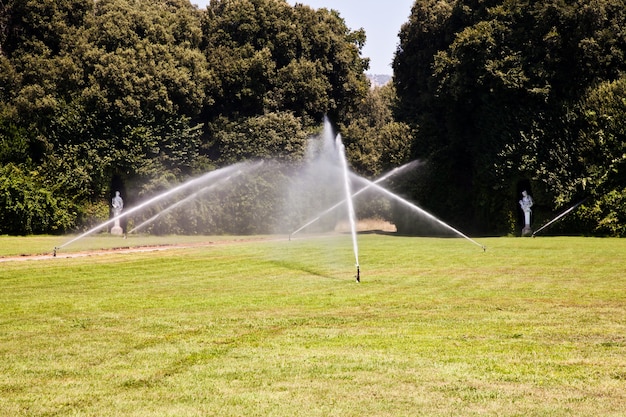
top-left (0, 0), bottom-right (94, 232)
top-left (394, 0), bottom-right (626, 235)
top-left (560, 76), bottom-right (626, 236)
top-left (0, 0), bottom-right (376, 234)
top-left (201, 0), bottom-right (369, 129)
top-left (0, 0), bottom-right (212, 233)
top-left (341, 83), bottom-right (413, 177)
top-left (79, 0), bottom-right (210, 183)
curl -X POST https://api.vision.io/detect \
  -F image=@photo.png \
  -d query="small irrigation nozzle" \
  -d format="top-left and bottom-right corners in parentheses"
top-left (355, 265), bottom-right (360, 283)
top-left (53, 247), bottom-right (58, 257)
top-left (482, 245), bottom-right (487, 252)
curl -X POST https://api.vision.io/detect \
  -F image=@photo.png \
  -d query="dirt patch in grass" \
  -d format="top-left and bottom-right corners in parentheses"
top-left (0, 236), bottom-right (277, 262)
top-left (334, 218), bottom-right (397, 233)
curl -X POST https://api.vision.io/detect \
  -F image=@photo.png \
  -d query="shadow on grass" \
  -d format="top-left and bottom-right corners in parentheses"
top-left (266, 259), bottom-right (344, 281)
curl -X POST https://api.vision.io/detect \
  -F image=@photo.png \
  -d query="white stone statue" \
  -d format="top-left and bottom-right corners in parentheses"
top-left (519, 190), bottom-right (533, 236)
top-left (111, 191), bottom-right (124, 235)
top-left (112, 191), bottom-right (124, 217)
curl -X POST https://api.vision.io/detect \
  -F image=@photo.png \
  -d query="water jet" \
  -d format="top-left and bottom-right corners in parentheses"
top-left (349, 173), bottom-right (485, 250)
top-left (52, 118), bottom-right (484, 280)
top-left (335, 133), bottom-right (360, 277)
top-left (532, 198), bottom-right (587, 237)
top-left (55, 161), bottom-right (258, 252)
top-left (128, 170), bottom-right (245, 234)
top-left (289, 160), bottom-right (419, 238)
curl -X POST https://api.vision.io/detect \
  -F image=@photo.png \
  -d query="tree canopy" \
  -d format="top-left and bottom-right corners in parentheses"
top-left (0, 0), bottom-right (371, 234)
top-left (394, 0), bottom-right (626, 235)
top-left (2, 0), bottom-right (626, 236)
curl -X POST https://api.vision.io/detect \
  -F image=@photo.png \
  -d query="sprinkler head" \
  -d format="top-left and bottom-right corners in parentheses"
top-left (355, 265), bottom-right (360, 283)
top-left (53, 247), bottom-right (57, 257)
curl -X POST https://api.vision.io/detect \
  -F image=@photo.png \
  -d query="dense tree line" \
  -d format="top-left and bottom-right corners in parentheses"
top-left (394, 0), bottom-right (626, 235)
top-left (2, 0), bottom-right (626, 236)
top-left (0, 0), bottom-right (376, 234)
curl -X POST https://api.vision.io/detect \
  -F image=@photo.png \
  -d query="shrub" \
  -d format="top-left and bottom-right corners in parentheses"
top-left (0, 164), bottom-right (73, 234)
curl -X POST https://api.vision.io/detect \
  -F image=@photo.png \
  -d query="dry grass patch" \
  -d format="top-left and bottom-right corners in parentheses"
top-left (334, 218), bottom-right (397, 232)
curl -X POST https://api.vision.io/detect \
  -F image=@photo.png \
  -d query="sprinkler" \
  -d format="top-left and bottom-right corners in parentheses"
top-left (355, 265), bottom-right (360, 283)
top-left (53, 247), bottom-right (57, 257)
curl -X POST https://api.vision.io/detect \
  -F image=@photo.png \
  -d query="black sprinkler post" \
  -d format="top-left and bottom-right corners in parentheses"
top-left (355, 265), bottom-right (360, 283)
top-left (53, 247), bottom-right (57, 257)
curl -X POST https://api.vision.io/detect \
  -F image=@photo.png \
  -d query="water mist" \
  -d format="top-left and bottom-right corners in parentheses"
top-left (56, 161), bottom-right (260, 252)
top-left (335, 133), bottom-right (360, 282)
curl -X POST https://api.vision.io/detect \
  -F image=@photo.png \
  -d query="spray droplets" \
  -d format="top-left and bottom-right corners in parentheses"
top-left (54, 119), bottom-right (484, 282)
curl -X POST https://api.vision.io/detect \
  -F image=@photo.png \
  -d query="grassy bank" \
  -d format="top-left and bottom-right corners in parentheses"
top-left (0, 235), bottom-right (624, 416)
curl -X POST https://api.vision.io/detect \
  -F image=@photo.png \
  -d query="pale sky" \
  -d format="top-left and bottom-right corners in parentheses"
top-left (191, 0), bottom-right (414, 75)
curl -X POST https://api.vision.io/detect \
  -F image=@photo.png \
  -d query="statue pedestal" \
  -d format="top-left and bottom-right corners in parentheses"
top-left (111, 219), bottom-right (123, 236)
top-left (521, 209), bottom-right (532, 236)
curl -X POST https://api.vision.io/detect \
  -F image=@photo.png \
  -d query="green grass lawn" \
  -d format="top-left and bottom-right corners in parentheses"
top-left (1, 234), bottom-right (625, 416)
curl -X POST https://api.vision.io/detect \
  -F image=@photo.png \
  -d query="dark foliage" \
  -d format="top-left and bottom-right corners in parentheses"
top-left (393, 0), bottom-right (626, 235)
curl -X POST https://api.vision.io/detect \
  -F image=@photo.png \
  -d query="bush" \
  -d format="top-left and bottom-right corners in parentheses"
top-left (0, 164), bottom-right (73, 235)
top-left (585, 189), bottom-right (626, 237)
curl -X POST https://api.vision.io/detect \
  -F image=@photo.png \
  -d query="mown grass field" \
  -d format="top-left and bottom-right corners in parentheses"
top-left (1, 234), bottom-right (625, 416)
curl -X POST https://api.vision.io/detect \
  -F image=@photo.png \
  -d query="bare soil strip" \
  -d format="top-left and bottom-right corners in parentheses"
top-left (0, 237), bottom-right (272, 263)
